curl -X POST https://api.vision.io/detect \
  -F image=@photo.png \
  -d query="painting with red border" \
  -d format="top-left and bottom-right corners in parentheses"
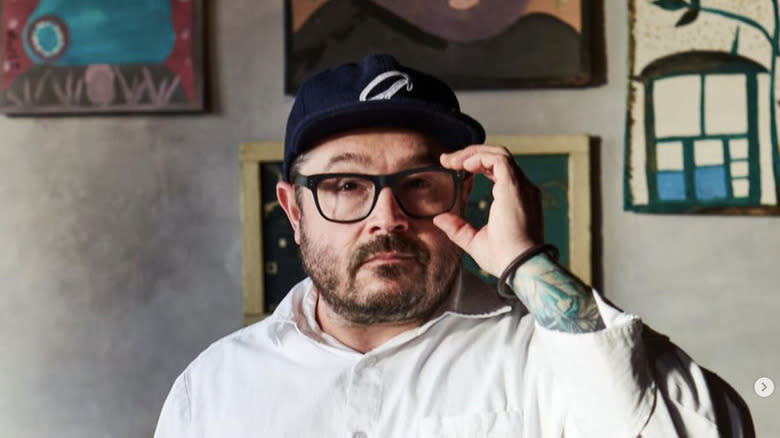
top-left (0, 0), bottom-right (203, 114)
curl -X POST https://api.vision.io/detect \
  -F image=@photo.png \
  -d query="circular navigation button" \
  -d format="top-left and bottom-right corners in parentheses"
top-left (754, 377), bottom-right (774, 398)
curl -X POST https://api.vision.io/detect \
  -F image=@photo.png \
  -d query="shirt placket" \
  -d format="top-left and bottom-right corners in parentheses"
top-left (345, 355), bottom-right (383, 438)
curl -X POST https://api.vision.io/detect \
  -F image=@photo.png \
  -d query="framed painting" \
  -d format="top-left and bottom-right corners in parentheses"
top-left (284, 0), bottom-right (595, 93)
top-left (626, 0), bottom-right (780, 214)
top-left (0, 0), bottom-right (203, 114)
top-left (240, 135), bottom-right (592, 325)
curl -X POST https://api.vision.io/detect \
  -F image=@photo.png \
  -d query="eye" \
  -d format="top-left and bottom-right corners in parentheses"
top-left (338, 180), bottom-right (361, 192)
top-left (407, 177), bottom-right (432, 189)
top-left (319, 177), bottom-right (372, 194)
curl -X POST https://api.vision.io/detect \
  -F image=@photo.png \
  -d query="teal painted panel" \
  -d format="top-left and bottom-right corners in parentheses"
top-left (464, 154), bottom-right (570, 284)
top-left (24, 0), bottom-right (174, 65)
top-left (0, 0), bottom-right (203, 113)
top-left (261, 163), bottom-right (306, 313)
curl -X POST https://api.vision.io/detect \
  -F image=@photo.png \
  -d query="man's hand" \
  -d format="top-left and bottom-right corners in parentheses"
top-left (433, 145), bottom-right (544, 277)
top-left (435, 145), bottom-right (605, 333)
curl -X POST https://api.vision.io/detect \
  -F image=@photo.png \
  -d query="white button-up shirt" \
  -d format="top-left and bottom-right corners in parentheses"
top-left (155, 272), bottom-right (722, 437)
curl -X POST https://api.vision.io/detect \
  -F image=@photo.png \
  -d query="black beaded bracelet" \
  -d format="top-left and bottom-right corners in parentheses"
top-left (496, 243), bottom-right (559, 299)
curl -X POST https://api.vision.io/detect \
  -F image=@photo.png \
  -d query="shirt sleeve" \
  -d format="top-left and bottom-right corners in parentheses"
top-left (154, 371), bottom-right (193, 438)
top-left (530, 290), bottom-right (720, 437)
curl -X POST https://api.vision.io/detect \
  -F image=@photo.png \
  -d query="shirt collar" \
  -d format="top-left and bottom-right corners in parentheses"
top-left (268, 269), bottom-right (517, 347)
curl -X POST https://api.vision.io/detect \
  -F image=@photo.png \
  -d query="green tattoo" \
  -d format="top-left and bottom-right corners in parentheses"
top-left (507, 254), bottom-right (605, 333)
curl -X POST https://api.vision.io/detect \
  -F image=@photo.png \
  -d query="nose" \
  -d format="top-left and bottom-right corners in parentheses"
top-left (366, 187), bottom-right (409, 233)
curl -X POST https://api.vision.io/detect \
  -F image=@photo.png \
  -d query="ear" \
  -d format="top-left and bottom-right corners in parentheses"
top-left (276, 181), bottom-right (302, 244)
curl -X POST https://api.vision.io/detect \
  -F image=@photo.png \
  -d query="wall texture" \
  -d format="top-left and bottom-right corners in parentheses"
top-left (1, 2), bottom-right (777, 436)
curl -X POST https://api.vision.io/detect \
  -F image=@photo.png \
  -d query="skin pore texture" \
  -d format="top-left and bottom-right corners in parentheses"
top-left (277, 128), bottom-right (603, 352)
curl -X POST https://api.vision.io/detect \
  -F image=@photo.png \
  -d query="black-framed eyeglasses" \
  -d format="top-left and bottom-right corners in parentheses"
top-left (293, 165), bottom-right (466, 223)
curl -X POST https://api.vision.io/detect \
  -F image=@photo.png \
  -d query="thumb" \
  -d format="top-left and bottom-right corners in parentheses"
top-left (432, 212), bottom-right (477, 252)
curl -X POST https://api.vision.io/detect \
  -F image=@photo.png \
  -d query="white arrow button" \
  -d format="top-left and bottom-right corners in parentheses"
top-left (754, 377), bottom-right (774, 397)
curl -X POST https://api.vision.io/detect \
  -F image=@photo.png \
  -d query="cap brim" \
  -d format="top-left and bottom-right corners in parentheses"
top-left (290, 100), bottom-right (485, 167)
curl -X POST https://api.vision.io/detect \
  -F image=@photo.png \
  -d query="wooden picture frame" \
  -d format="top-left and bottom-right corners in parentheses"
top-left (240, 135), bottom-right (591, 325)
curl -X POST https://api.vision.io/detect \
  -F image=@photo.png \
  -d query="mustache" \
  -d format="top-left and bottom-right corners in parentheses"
top-left (348, 234), bottom-right (430, 275)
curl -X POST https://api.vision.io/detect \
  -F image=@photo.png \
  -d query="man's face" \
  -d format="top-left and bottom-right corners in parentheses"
top-left (277, 129), bottom-right (470, 325)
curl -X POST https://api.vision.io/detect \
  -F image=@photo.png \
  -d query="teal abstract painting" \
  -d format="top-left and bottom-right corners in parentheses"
top-left (1, 0), bottom-right (203, 113)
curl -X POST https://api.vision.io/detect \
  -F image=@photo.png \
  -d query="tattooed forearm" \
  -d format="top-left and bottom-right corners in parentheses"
top-left (507, 254), bottom-right (605, 333)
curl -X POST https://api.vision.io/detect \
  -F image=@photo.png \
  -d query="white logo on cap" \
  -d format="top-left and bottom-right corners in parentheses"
top-left (359, 71), bottom-right (413, 101)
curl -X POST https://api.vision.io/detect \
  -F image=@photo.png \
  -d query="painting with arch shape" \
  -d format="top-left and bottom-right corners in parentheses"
top-left (626, 0), bottom-right (780, 214)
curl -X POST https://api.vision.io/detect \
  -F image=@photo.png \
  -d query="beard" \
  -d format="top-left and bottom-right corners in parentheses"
top-left (299, 221), bottom-right (462, 325)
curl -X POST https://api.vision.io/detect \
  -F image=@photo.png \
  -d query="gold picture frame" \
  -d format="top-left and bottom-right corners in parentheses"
top-left (240, 135), bottom-right (592, 325)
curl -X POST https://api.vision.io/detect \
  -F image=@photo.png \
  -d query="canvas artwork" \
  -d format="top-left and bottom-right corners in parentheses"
top-left (239, 136), bottom-right (591, 324)
top-left (0, 0), bottom-right (202, 114)
top-left (626, 0), bottom-right (780, 213)
top-left (284, 0), bottom-right (593, 92)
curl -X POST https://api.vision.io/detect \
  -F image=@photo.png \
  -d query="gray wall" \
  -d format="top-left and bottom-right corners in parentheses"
top-left (1, 2), bottom-right (777, 436)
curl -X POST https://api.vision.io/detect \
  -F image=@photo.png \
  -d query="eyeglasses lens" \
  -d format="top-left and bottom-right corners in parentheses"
top-left (396, 170), bottom-right (455, 217)
top-left (314, 169), bottom-right (456, 221)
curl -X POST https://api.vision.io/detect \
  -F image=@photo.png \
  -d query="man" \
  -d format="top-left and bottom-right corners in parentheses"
top-left (155, 54), bottom-right (747, 437)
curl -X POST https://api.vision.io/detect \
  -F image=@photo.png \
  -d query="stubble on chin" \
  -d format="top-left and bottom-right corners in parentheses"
top-left (298, 226), bottom-right (461, 325)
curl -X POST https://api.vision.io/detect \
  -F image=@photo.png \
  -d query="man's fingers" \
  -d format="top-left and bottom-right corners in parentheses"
top-left (461, 153), bottom-right (517, 185)
top-left (440, 145), bottom-right (511, 168)
top-left (432, 213), bottom-right (478, 252)
top-left (442, 145), bottom-right (530, 187)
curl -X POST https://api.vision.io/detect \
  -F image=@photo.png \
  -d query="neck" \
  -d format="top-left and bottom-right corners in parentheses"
top-left (315, 294), bottom-right (426, 353)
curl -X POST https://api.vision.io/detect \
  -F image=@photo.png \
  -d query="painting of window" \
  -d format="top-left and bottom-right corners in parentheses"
top-left (626, 1), bottom-right (780, 214)
top-left (284, 0), bottom-right (596, 93)
top-left (0, 0), bottom-right (203, 114)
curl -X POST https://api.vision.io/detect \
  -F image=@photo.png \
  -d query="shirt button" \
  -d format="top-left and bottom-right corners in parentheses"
top-left (353, 431), bottom-right (367, 438)
top-left (364, 357), bottom-right (377, 367)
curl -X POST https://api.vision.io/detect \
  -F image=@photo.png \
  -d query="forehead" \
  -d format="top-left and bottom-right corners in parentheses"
top-left (300, 128), bottom-right (446, 174)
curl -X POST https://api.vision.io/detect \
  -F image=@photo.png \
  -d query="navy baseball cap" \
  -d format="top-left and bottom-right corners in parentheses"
top-left (283, 53), bottom-right (485, 181)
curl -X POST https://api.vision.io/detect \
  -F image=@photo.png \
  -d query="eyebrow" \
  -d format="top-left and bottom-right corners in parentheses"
top-left (323, 153), bottom-right (372, 171)
top-left (402, 151), bottom-right (441, 167)
top-left (322, 151), bottom-right (442, 172)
